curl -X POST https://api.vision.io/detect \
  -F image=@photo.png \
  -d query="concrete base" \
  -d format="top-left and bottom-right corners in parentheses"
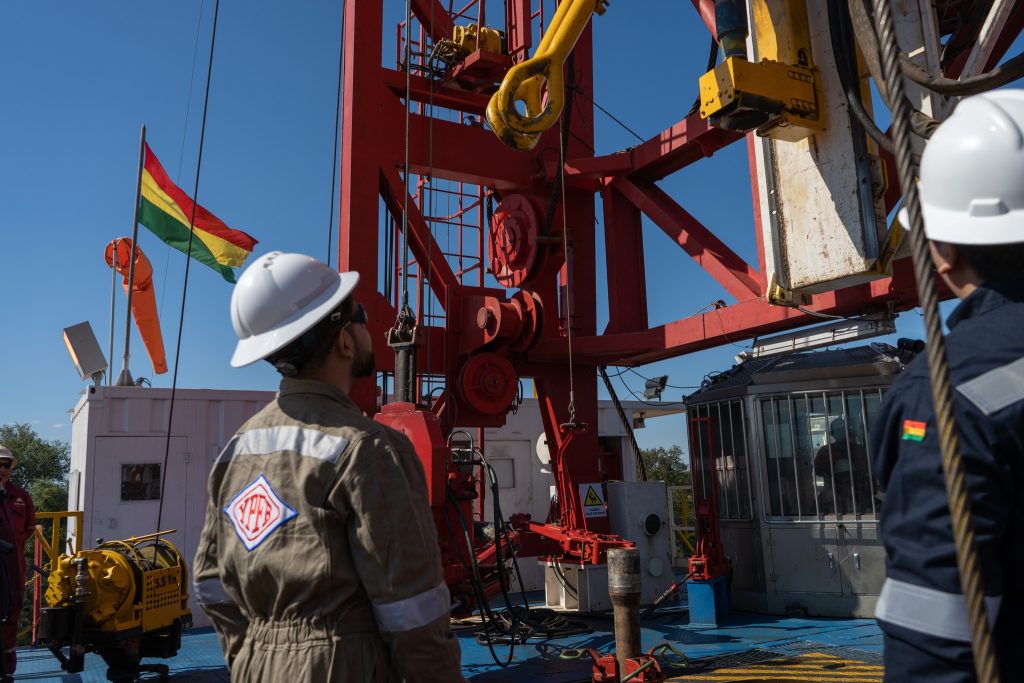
top-left (687, 574), bottom-right (732, 626)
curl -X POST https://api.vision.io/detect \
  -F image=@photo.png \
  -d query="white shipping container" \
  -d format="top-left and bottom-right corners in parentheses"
top-left (68, 386), bottom-right (681, 626)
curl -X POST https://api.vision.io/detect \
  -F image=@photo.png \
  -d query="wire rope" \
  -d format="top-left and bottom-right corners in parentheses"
top-left (159, 0), bottom-right (207, 320)
top-left (599, 366), bottom-right (648, 481)
top-left (156, 0), bottom-right (221, 534)
top-left (558, 74), bottom-right (578, 426)
top-left (400, 0), bottom-right (414, 309)
top-left (871, 0), bottom-right (1000, 679)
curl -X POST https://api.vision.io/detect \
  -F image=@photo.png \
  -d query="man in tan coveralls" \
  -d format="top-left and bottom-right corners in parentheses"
top-left (193, 251), bottom-right (466, 682)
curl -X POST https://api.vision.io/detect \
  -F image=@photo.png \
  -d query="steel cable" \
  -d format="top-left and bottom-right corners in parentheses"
top-left (156, 0), bottom-right (221, 534)
top-left (871, 0), bottom-right (1000, 679)
top-left (598, 366), bottom-right (648, 481)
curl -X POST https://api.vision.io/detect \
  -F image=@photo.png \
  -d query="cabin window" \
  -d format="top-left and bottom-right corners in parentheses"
top-left (759, 390), bottom-right (882, 521)
top-left (689, 400), bottom-right (752, 521)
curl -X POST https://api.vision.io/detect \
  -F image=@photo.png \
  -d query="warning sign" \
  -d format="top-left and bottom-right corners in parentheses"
top-left (579, 483), bottom-right (607, 518)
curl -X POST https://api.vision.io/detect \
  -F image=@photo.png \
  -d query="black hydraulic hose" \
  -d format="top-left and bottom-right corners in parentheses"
top-left (840, 0), bottom-right (938, 141)
top-left (848, 0), bottom-right (1024, 100)
top-left (828, 0), bottom-right (897, 154)
top-left (448, 490), bottom-right (516, 667)
top-left (484, 459), bottom-right (526, 615)
top-left (901, 50), bottom-right (1024, 96)
top-left (490, 474), bottom-right (531, 614)
top-left (871, 0), bottom-right (1001, 680)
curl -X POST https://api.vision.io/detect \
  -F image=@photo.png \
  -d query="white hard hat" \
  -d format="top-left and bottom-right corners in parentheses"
top-left (903, 90), bottom-right (1024, 245)
top-left (230, 252), bottom-right (359, 368)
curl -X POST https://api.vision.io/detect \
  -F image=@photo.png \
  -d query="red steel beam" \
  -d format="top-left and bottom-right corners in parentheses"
top-left (339, 0), bottom-right (389, 411)
top-left (376, 71), bottom-right (538, 188)
top-left (410, 0), bottom-right (453, 44)
top-left (405, 114), bottom-right (538, 190)
top-left (381, 69), bottom-right (492, 115)
top-left (601, 184), bottom-right (649, 334)
top-left (614, 176), bottom-right (762, 302)
top-left (530, 258), bottom-right (921, 366)
top-left (564, 113), bottom-right (744, 184)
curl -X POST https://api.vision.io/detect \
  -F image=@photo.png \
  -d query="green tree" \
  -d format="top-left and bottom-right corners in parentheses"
top-left (0, 423), bottom-right (70, 513)
top-left (641, 444), bottom-right (691, 486)
top-left (0, 423), bottom-right (70, 644)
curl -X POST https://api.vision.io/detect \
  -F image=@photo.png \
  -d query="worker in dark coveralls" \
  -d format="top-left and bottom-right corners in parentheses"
top-left (0, 445), bottom-right (36, 681)
top-left (193, 252), bottom-right (465, 682)
top-left (870, 90), bottom-right (1024, 681)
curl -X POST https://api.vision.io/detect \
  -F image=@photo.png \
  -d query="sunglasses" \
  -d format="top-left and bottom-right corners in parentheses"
top-left (0, 462), bottom-right (11, 470)
top-left (329, 302), bottom-right (367, 328)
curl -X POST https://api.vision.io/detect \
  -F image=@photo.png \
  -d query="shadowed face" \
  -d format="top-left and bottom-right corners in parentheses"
top-left (346, 303), bottom-right (376, 379)
top-left (0, 458), bottom-right (14, 486)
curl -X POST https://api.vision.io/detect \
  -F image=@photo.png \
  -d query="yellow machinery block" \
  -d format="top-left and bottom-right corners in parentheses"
top-left (699, 56), bottom-right (823, 141)
top-left (452, 24), bottom-right (503, 55)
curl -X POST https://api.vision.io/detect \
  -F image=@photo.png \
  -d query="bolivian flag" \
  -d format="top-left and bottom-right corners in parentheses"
top-left (139, 143), bottom-right (257, 283)
top-left (901, 419), bottom-right (927, 442)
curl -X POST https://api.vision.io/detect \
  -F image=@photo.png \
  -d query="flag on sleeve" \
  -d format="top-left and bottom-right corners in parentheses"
top-left (901, 419), bottom-right (927, 442)
top-left (139, 143), bottom-right (257, 283)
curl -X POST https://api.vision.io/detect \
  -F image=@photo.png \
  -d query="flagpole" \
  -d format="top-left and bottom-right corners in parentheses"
top-left (115, 124), bottom-right (146, 387)
top-left (107, 237), bottom-right (120, 387)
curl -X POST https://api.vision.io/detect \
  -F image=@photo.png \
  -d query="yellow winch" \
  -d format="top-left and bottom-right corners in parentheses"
top-left (39, 531), bottom-right (192, 682)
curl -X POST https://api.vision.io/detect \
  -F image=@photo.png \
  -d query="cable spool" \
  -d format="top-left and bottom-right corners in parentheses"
top-left (38, 533), bottom-right (191, 680)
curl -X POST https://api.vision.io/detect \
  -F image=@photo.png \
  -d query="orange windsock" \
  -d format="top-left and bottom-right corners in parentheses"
top-left (105, 238), bottom-right (168, 374)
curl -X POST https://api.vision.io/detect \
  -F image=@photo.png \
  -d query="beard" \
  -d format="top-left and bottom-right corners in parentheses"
top-left (352, 349), bottom-right (376, 379)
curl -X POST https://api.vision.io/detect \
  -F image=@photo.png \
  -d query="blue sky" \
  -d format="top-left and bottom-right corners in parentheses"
top-left (1, 1), bottom-right (953, 454)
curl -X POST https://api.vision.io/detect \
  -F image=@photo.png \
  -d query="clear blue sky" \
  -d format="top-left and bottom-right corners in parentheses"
top-left (1, 1), bottom-right (951, 454)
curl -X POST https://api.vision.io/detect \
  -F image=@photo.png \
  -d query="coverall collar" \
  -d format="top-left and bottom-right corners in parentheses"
top-left (946, 281), bottom-right (1024, 330)
top-left (278, 378), bottom-right (360, 411)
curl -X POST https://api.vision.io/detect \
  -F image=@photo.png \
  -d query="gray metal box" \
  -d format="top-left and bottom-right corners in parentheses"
top-left (607, 481), bottom-right (674, 605)
top-left (543, 562), bottom-right (611, 612)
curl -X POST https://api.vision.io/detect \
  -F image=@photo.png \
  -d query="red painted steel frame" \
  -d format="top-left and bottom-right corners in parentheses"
top-left (687, 415), bottom-right (728, 581)
top-left (338, 1), bottom-right (1024, 564)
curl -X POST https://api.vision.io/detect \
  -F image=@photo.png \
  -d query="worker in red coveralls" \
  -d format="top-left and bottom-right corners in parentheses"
top-left (0, 445), bottom-right (35, 681)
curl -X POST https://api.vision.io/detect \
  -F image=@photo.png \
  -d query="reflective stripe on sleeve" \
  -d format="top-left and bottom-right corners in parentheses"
top-left (216, 426), bottom-right (348, 465)
top-left (194, 577), bottom-right (233, 607)
top-left (957, 356), bottom-right (1024, 416)
top-left (372, 581), bottom-right (451, 633)
top-left (876, 577), bottom-right (1001, 642)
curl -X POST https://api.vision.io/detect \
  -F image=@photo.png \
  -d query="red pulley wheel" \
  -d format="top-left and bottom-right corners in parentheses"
top-left (459, 353), bottom-right (518, 415)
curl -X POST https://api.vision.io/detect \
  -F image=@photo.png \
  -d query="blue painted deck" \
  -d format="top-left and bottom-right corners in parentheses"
top-left (16, 605), bottom-right (881, 681)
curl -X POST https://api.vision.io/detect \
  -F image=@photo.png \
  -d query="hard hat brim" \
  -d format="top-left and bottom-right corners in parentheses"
top-left (230, 271), bottom-right (360, 368)
top-left (899, 205), bottom-right (1024, 246)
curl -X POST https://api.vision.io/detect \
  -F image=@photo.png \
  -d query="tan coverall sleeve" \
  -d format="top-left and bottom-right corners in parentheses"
top-left (193, 487), bottom-right (248, 669)
top-left (330, 433), bottom-right (466, 683)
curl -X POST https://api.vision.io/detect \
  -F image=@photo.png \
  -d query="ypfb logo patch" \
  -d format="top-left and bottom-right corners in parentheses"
top-left (224, 474), bottom-right (297, 551)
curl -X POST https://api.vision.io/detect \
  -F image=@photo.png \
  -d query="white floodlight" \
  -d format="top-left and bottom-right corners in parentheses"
top-left (643, 375), bottom-right (669, 400)
top-left (63, 321), bottom-right (108, 385)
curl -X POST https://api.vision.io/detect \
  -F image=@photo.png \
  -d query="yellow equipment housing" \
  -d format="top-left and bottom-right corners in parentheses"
top-left (39, 531), bottom-right (192, 681)
top-left (451, 23), bottom-right (503, 56)
top-left (699, 56), bottom-right (823, 141)
top-left (698, 0), bottom-right (825, 141)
